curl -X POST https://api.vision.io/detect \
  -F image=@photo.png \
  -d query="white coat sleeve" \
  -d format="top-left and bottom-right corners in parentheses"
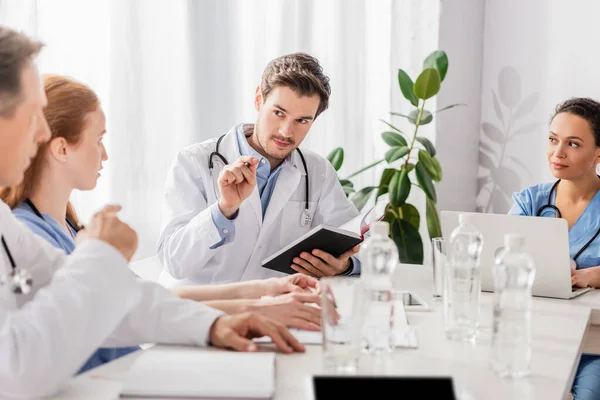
top-left (157, 149), bottom-right (230, 280)
top-left (101, 280), bottom-right (224, 348)
top-left (0, 209), bottom-right (142, 399)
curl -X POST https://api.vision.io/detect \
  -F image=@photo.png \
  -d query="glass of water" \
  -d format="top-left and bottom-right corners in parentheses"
top-left (431, 237), bottom-right (446, 299)
top-left (320, 277), bottom-right (363, 374)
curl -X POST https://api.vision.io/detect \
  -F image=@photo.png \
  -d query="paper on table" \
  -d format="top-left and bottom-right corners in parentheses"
top-left (255, 300), bottom-right (418, 348)
top-left (120, 345), bottom-right (275, 399)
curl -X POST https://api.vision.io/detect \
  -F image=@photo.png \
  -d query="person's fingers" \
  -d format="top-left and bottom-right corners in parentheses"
top-left (286, 283), bottom-right (312, 294)
top-left (293, 257), bottom-right (325, 277)
top-left (571, 267), bottom-right (577, 276)
top-left (220, 328), bottom-right (258, 352)
top-left (274, 323), bottom-right (305, 352)
top-left (339, 245), bottom-right (360, 260)
top-left (297, 306), bottom-right (321, 326)
top-left (239, 163), bottom-right (257, 186)
top-left (572, 276), bottom-right (577, 286)
top-left (291, 264), bottom-right (320, 278)
top-left (288, 318), bottom-right (320, 331)
top-left (296, 275), bottom-right (319, 290)
top-left (251, 320), bottom-right (294, 354)
top-left (220, 169), bottom-right (236, 185)
top-left (291, 292), bottom-right (321, 306)
top-left (98, 204), bottom-right (122, 213)
top-left (300, 252), bottom-right (336, 275)
top-left (236, 156), bottom-right (259, 166)
top-left (311, 249), bottom-right (336, 264)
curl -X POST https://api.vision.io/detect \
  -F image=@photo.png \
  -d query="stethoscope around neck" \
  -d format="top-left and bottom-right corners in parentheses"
top-left (0, 199), bottom-right (82, 295)
top-left (536, 179), bottom-right (600, 263)
top-left (208, 132), bottom-right (313, 227)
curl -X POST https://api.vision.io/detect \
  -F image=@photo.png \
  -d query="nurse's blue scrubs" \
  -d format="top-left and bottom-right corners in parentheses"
top-left (13, 202), bottom-right (140, 374)
top-left (510, 182), bottom-right (600, 400)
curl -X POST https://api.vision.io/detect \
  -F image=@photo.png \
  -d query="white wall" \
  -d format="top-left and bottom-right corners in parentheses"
top-left (435, 0), bottom-right (486, 213)
top-left (476, 0), bottom-right (600, 213)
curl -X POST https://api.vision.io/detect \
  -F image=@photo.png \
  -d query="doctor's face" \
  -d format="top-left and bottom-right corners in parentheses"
top-left (65, 106), bottom-right (108, 191)
top-left (254, 85), bottom-right (320, 161)
top-left (547, 112), bottom-right (600, 181)
top-left (0, 63), bottom-right (50, 186)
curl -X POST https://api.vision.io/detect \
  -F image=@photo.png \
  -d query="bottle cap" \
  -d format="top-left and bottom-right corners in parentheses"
top-left (372, 221), bottom-right (390, 236)
top-left (458, 213), bottom-right (474, 225)
top-left (505, 233), bottom-right (525, 248)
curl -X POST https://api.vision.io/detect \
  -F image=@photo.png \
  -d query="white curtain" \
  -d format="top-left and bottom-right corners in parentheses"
top-left (0, 0), bottom-right (440, 259)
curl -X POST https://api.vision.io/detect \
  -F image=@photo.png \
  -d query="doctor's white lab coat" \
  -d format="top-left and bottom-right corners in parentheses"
top-left (0, 201), bottom-right (223, 399)
top-left (157, 125), bottom-right (359, 286)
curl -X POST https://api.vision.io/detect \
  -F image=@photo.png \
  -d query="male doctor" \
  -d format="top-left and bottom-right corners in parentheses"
top-left (0, 28), bottom-right (302, 399)
top-left (158, 52), bottom-right (361, 285)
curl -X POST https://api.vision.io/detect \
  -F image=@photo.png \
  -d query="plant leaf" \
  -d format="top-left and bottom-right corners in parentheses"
top-left (397, 69), bottom-right (419, 107)
top-left (389, 169), bottom-right (411, 206)
top-left (480, 140), bottom-right (495, 155)
top-left (385, 146), bottom-right (410, 163)
top-left (408, 109), bottom-right (433, 125)
top-left (481, 122), bottom-right (505, 144)
top-left (390, 111), bottom-right (413, 121)
top-left (511, 122), bottom-right (541, 138)
top-left (430, 156), bottom-right (443, 181)
top-left (414, 68), bottom-right (441, 100)
top-left (406, 163), bottom-right (416, 174)
top-left (380, 119), bottom-right (406, 135)
top-left (498, 66), bottom-right (521, 109)
top-left (418, 150), bottom-right (441, 181)
top-left (376, 168), bottom-right (396, 201)
top-left (479, 150), bottom-right (496, 170)
top-left (351, 186), bottom-right (377, 211)
top-left (491, 90), bottom-right (504, 123)
top-left (326, 147), bottom-right (344, 171)
top-left (339, 179), bottom-right (355, 196)
top-left (416, 136), bottom-right (436, 156)
top-left (391, 219), bottom-right (424, 264)
top-left (433, 103), bottom-right (467, 114)
top-left (425, 197), bottom-right (442, 239)
top-left (513, 92), bottom-right (540, 120)
top-left (381, 131), bottom-right (408, 147)
top-left (398, 203), bottom-right (420, 230)
top-left (423, 50), bottom-right (449, 81)
top-left (415, 162), bottom-right (437, 202)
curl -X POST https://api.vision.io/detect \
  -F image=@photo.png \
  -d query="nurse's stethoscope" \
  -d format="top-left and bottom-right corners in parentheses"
top-left (208, 132), bottom-right (313, 227)
top-left (536, 179), bottom-right (600, 262)
top-left (0, 199), bottom-right (82, 295)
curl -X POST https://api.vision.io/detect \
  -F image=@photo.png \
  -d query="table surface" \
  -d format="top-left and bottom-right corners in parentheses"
top-left (47, 264), bottom-right (600, 400)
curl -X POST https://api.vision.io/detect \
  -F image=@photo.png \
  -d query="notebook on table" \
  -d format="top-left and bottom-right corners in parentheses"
top-left (119, 345), bottom-right (275, 399)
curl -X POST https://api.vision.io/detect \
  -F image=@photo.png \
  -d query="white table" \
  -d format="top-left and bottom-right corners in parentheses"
top-left (48, 264), bottom-right (599, 400)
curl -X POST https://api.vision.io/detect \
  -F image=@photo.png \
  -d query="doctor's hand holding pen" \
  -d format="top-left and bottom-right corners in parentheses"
top-left (209, 312), bottom-right (305, 354)
top-left (75, 204), bottom-right (138, 262)
top-left (217, 156), bottom-right (260, 219)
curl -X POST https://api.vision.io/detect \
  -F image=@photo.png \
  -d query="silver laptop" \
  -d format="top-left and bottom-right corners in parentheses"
top-left (440, 211), bottom-right (592, 300)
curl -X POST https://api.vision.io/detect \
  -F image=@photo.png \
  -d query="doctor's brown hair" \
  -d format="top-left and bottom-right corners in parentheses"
top-left (0, 75), bottom-right (99, 226)
top-left (260, 52), bottom-right (331, 118)
top-left (552, 97), bottom-right (600, 146)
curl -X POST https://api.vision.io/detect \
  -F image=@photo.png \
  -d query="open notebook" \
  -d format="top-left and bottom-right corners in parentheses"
top-left (120, 346), bottom-right (275, 399)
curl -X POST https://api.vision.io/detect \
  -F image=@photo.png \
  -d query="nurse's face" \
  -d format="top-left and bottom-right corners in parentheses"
top-left (64, 107), bottom-right (108, 190)
top-left (253, 85), bottom-right (320, 161)
top-left (547, 112), bottom-right (600, 181)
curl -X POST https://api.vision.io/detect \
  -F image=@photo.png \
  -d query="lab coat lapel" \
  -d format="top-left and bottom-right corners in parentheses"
top-left (219, 125), bottom-right (262, 226)
top-left (262, 164), bottom-right (301, 230)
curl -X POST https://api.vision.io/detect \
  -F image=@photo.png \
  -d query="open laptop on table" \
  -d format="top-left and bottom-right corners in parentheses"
top-left (440, 211), bottom-right (593, 300)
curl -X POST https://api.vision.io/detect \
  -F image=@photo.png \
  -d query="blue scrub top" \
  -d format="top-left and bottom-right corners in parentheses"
top-left (13, 203), bottom-right (140, 374)
top-left (508, 182), bottom-right (600, 269)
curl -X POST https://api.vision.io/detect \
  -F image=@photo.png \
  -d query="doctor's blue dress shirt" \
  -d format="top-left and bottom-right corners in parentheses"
top-left (13, 202), bottom-right (140, 375)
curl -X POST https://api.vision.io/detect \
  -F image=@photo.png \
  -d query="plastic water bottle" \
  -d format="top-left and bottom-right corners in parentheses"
top-left (360, 221), bottom-right (398, 355)
top-left (491, 233), bottom-right (536, 378)
top-left (444, 213), bottom-right (483, 342)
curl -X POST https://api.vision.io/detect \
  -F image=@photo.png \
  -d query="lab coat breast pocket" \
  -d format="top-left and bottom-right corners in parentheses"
top-left (279, 200), bottom-right (317, 246)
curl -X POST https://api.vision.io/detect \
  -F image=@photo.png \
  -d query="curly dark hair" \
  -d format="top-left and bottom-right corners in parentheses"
top-left (261, 52), bottom-right (331, 118)
top-left (552, 97), bottom-right (600, 146)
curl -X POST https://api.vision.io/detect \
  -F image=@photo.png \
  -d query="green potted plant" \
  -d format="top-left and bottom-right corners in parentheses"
top-left (327, 50), bottom-right (464, 264)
